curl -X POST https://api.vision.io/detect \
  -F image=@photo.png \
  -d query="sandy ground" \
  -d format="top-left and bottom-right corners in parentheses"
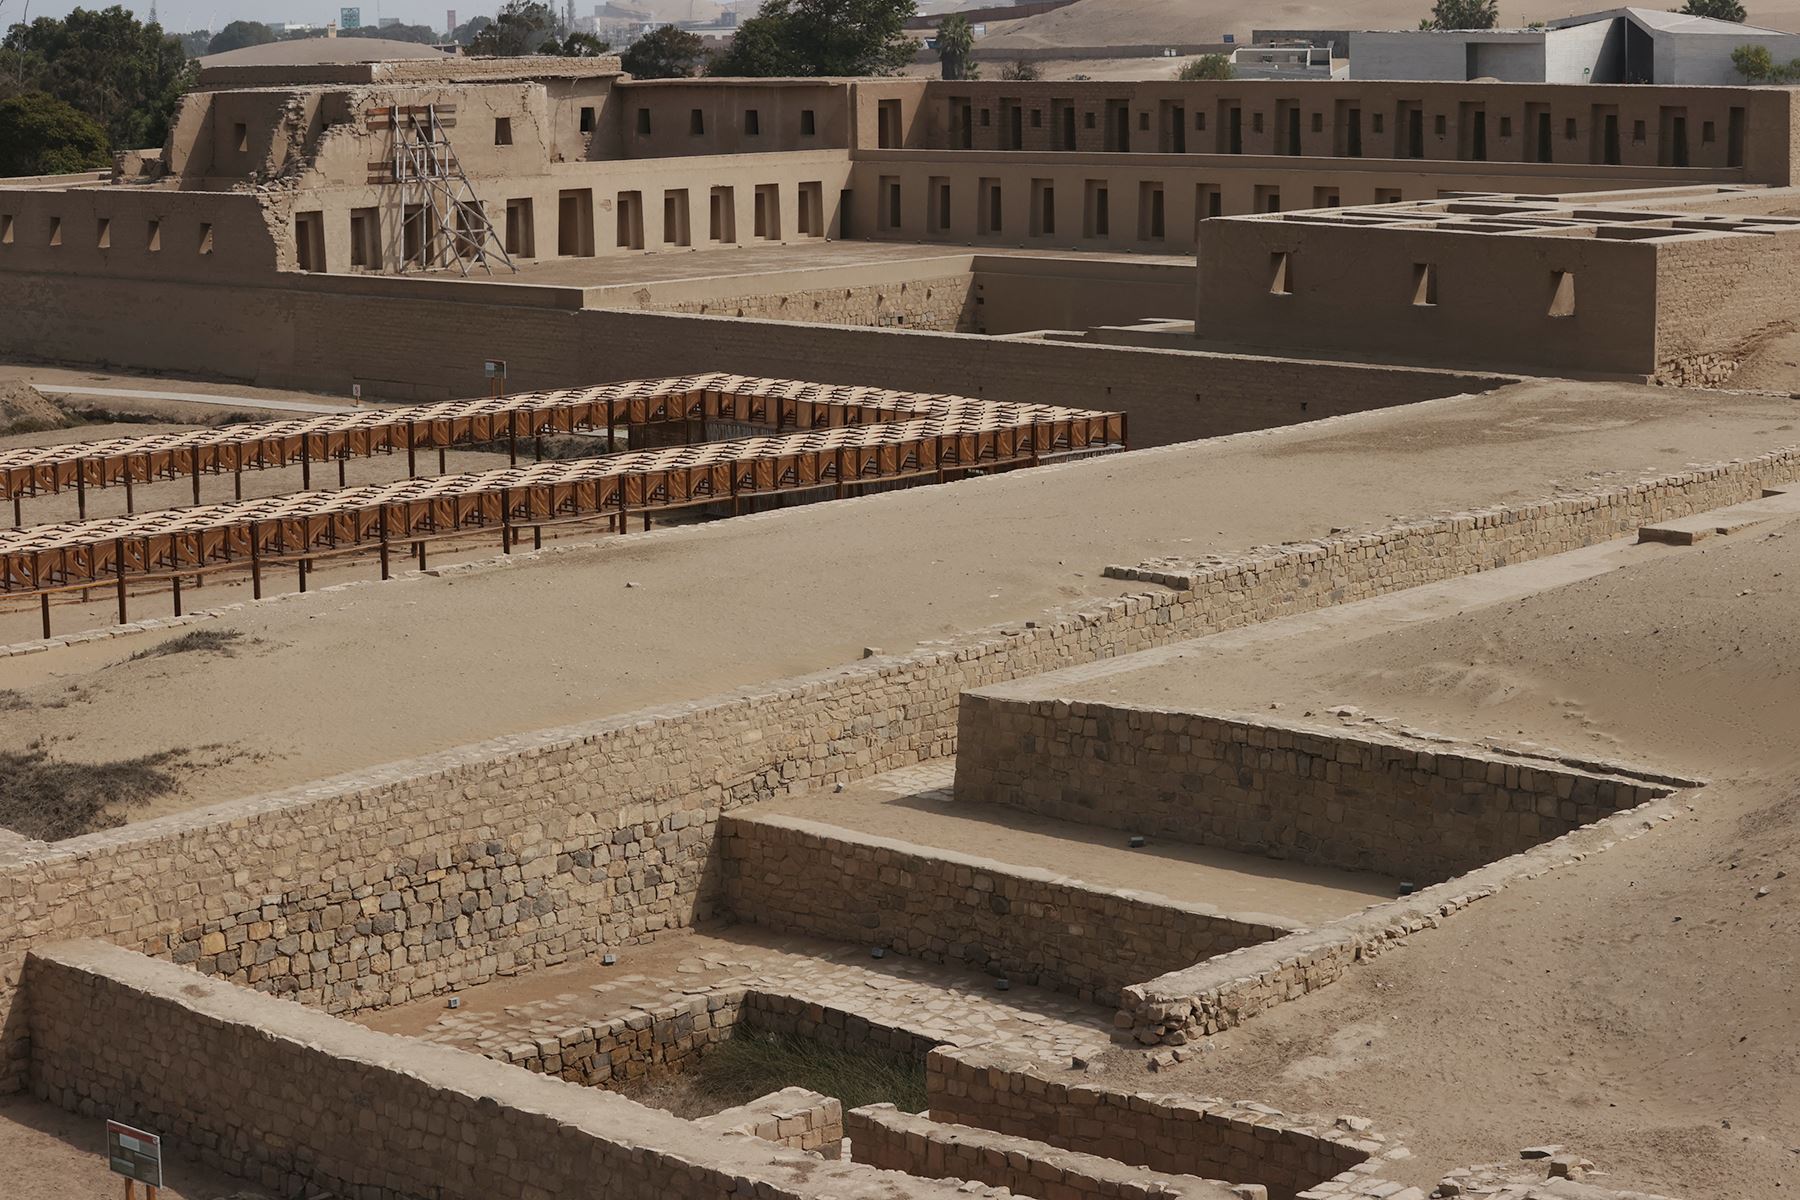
top-left (1052, 511), bottom-right (1800, 782)
top-left (0, 1095), bottom-right (257, 1200)
top-left (979, 0), bottom-right (1800, 53)
top-left (2, 379), bottom-right (1796, 820)
top-left (1061, 514), bottom-right (1800, 1199)
top-left (762, 763), bottom-right (1398, 923)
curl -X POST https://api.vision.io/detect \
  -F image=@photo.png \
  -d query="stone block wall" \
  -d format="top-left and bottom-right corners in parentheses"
top-left (847, 1103), bottom-right (1253, 1200)
top-left (698, 1087), bottom-right (844, 1156)
top-left (489, 985), bottom-right (744, 1086)
top-left (472, 985), bottom-right (943, 1090)
top-left (926, 1046), bottom-right (1383, 1200)
top-left (1, 443), bottom-right (1790, 1092)
top-left (22, 940), bottom-right (1001, 1200)
top-left (1118, 789), bottom-right (1687, 1046)
top-left (720, 815), bottom-right (1297, 1004)
top-left (953, 705), bottom-right (1674, 882)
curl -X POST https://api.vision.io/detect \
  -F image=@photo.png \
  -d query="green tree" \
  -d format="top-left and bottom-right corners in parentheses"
top-left (935, 12), bottom-right (973, 80)
top-left (1733, 42), bottom-right (1775, 78)
top-left (1419, 0), bottom-right (1499, 29)
top-left (621, 24), bottom-right (706, 76)
top-left (0, 7), bottom-right (193, 149)
top-left (999, 58), bottom-right (1039, 80)
top-left (467, 0), bottom-right (558, 54)
top-left (450, 14), bottom-right (494, 44)
top-left (206, 20), bottom-right (276, 54)
top-left (1177, 52), bottom-right (1233, 80)
top-left (1681, 0), bottom-right (1747, 19)
top-left (176, 29), bottom-right (212, 55)
top-left (0, 90), bottom-right (111, 175)
top-left (539, 31), bottom-right (613, 55)
top-left (338, 23), bottom-right (445, 42)
top-left (709, 0), bottom-right (918, 77)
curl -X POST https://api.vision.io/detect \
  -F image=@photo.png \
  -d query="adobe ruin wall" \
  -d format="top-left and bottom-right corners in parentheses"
top-left (0, 444), bottom-right (1791, 1093)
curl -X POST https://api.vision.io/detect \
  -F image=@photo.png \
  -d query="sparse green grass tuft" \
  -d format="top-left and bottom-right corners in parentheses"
top-left (622, 1028), bottom-right (928, 1119)
top-left (128, 628), bottom-right (242, 662)
top-left (0, 748), bottom-right (183, 840)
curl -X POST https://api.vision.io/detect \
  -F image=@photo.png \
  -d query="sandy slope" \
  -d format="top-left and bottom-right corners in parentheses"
top-left (2, 381), bottom-right (1796, 818)
top-left (1086, 517), bottom-right (1800, 1199)
top-left (980, 0), bottom-right (1800, 51)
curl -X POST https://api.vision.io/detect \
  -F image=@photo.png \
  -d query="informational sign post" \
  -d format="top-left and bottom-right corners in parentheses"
top-left (106, 1119), bottom-right (162, 1197)
top-left (484, 358), bottom-right (508, 398)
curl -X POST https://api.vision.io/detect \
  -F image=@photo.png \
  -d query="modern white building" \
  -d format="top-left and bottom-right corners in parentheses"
top-left (1349, 7), bottom-right (1800, 85)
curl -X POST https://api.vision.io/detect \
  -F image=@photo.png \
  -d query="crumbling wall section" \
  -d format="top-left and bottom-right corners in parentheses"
top-left (925, 1045), bottom-right (1384, 1200)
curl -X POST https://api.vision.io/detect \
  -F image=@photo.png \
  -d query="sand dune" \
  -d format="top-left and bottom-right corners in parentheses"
top-left (978, 0), bottom-right (1800, 52)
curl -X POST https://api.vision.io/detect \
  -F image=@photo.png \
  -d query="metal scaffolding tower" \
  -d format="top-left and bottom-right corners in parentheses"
top-left (368, 103), bottom-right (516, 277)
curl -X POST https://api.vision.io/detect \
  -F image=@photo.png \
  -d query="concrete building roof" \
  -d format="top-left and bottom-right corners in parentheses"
top-left (1549, 5), bottom-right (1794, 36)
top-left (198, 37), bottom-right (454, 67)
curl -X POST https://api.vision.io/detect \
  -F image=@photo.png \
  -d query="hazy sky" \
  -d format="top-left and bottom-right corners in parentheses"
top-left (0, 0), bottom-right (484, 34)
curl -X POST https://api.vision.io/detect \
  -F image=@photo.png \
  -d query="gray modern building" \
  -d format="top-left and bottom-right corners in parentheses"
top-left (1349, 6), bottom-right (1800, 85)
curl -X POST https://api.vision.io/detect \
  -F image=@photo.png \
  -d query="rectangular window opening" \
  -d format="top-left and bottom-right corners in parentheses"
top-left (145, 218), bottom-right (159, 251)
top-left (800, 109), bottom-right (816, 136)
top-left (49, 216), bottom-right (62, 247)
top-left (632, 108), bottom-right (647, 136)
top-left (349, 207), bottom-right (381, 268)
top-left (198, 222), bottom-right (213, 255)
top-left (1548, 269), bottom-right (1576, 318)
top-left (494, 116), bottom-right (513, 145)
top-left (234, 122), bottom-right (248, 152)
top-left (96, 217), bottom-right (110, 249)
top-left (0, 213), bottom-right (12, 245)
top-left (561, 188), bottom-right (599, 254)
top-left (1269, 250), bottom-right (1292, 295)
top-left (689, 108), bottom-right (705, 136)
top-left (746, 109), bottom-right (760, 135)
top-left (1411, 262), bottom-right (1437, 306)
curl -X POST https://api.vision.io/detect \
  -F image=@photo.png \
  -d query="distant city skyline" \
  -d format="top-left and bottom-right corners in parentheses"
top-left (1, 0), bottom-right (726, 30)
top-left (0, 0), bottom-right (488, 34)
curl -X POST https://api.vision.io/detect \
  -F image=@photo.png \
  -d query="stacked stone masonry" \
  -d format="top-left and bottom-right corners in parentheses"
top-left (926, 1046), bottom-right (1383, 1200)
top-left (1117, 792), bottom-right (1689, 1046)
top-left (721, 814), bottom-right (1297, 1004)
top-left (23, 940), bottom-right (1005, 1200)
top-left (697, 1086), bottom-right (845, 1157)
top-left (484, 985), bottom-right (945, 1089)
top-left (847, 1102), bottom-right (1255, 1200)
top-left (0, 445), bottom-right (1790, 1092)
top-left (952, 705), bottom-right (1674, 882)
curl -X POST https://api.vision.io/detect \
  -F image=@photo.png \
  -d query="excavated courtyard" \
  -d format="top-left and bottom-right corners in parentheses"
top-left (0, 366), bottom-right (1795, 1200)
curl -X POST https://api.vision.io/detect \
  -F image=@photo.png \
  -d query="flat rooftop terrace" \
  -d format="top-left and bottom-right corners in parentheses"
top-left (1, 378), bottom-right (1794, 815)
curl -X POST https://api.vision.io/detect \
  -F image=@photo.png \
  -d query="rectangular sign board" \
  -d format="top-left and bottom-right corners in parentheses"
top-left (106, 1120), bottom-right (162, 1188)
top-left (484, 358), bottom-right (508, 379)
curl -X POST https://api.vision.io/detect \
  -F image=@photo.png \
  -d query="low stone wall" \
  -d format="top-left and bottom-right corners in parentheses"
top-left (699, 1087), bottom-right (844, 1157)
top-left (478, 985), bottom-right (943, 1089)
top-left (490, 986), bottom-right (743, 1086)
top-left (22, 940), bottom-right (1001, 1200)
top-left (926, 1045), bottom-right (1384, 1200)
top-left (2, 443), bottom-right (1790, 1091)
top-left (1119, 790), bottom-right (1688, 1046)
top-left (720, 815), bottom-right (1297, 1005)
top-left (954, 706), bottom-right (1676, 883)
top-left (847, 1103), bottom-right (1253, 1200)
